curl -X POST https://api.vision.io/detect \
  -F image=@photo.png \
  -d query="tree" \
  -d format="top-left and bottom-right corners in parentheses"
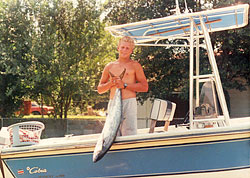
top-left (104, 0), bottom-right (250, 105)
top-left (0, 0), bottom-right (116, 118)
top-left (104, 0), bottom-right (195, 102)
top-left (30, 0), bottom-right (116, 118)
top-left (0, 0), bottom-right (34, 117)
top-left (209, 0), bottom-right (250, 89)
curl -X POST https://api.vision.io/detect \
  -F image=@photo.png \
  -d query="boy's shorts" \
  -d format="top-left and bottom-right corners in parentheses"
top-left (108, 98), bottom-right (137, 136)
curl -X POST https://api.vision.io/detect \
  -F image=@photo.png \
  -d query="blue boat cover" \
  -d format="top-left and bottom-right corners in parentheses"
top-left (105, 4), bottom-right (249, 44)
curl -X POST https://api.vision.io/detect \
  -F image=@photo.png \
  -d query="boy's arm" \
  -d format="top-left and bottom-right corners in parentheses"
top-left (97, 65), bottom-right (115, 94)
top-left (121, 62), bottom-right (148, 92)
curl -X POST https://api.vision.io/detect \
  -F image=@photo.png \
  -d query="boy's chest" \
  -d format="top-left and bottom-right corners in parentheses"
top-left (109, 63), bottom-right (135, 78)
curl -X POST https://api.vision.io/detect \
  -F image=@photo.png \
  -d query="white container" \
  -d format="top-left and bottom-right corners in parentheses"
top-left (7, 121), bottom-right (45, 147)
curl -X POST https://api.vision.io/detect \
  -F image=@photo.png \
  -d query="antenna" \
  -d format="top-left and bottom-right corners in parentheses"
top-left (175, 0), bottom-right (181, 15)
top-left (171, 0), bottom-right (181, 15)
top-left (184, 0), bottom-right (189, 13)
top-left (171, 0), bottom-right (191, 14)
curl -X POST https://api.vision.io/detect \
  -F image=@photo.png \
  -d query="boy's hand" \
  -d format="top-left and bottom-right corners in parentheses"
top-left (115, 78), bottom-right (125, 89)
top-left (110, 76), bottom-right (120, 87)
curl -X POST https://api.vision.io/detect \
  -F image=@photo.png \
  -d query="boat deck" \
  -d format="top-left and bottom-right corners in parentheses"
top-left (1, 117), bottom-right (250, 154)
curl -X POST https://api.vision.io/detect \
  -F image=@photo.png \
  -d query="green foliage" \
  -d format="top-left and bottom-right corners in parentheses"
top-left (0, 0), bottom-right (33, 117)
top-left (0, 0), bottom-right (116, 118)
top-left (104, 0), bottom-right (250, 103)
top-left (206, 0), bottom-right (250, 89)
top-left (29, 0), bottom-right (116, 118)
top-left (1, 0), bottom-right (248, 117)
top-left (104, 0), bottom-right (198, 102)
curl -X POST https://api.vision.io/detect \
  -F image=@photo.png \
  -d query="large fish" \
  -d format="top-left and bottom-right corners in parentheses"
top-left (93, 88), bottom-right (123, 163)
top-left (93, 69), bottom-right (126, 163)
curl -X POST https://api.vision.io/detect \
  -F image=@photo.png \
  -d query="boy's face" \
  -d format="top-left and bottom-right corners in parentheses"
top-left (117, 41), bottom-right (134, 59)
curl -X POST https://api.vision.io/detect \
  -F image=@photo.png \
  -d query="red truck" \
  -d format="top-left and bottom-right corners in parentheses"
top-left (31, 102), bottom-right (54, 115)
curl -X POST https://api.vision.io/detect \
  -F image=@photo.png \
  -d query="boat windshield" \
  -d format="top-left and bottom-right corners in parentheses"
top-left (195, 81), bottom-right (218, 118)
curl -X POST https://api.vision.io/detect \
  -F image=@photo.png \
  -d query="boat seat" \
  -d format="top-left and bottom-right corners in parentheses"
top-left (149, 99), bottom-right (176, 133)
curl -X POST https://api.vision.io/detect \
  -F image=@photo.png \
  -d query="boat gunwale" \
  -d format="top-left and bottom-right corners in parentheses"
top-left (1, 117), bottom-right (250, 159)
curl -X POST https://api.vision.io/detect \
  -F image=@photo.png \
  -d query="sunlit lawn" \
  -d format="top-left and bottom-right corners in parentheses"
top-left (23, 114), bottom-right (106, 120)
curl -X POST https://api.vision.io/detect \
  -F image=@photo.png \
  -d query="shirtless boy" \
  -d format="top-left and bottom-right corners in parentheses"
top-left (97, 36), bottom-right (148, 136)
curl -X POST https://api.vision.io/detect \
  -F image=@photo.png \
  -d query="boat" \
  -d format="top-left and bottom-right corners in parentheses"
top-left (0, 3), bottom-right (249, 178)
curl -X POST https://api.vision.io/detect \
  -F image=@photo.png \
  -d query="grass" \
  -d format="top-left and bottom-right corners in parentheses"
top-left (22, 108), bottom-right (107, 120)
top-left (23, 114), bottom-right (106, 120)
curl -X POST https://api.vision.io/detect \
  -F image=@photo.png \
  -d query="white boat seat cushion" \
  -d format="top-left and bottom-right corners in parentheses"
top-left (150, 99), bottom-right (176, 121)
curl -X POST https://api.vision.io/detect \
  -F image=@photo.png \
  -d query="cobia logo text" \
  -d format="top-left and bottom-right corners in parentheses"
top-left (27, 167), bottom-right (47, 174)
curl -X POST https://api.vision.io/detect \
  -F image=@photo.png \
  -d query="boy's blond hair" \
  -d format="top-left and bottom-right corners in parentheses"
top-left (118, 36), bottom-right (135, 49)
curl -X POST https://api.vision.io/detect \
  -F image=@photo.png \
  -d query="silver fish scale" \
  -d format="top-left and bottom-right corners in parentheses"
top-left (93, 88), bottom-right (122, 162)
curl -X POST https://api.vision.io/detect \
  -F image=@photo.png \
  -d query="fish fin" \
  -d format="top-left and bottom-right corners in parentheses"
top-left (109, 71), bottom-right (115, 77)
top-left (119, 68), bottom-right (126, 79)
top-left (109, 69), bottom-right (126, 79)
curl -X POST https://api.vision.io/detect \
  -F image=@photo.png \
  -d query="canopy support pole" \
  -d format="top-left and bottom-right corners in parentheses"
top-left (195, 34), bottom-right (200, 107)
top-left (189, 18), bottom-right (195, 129)
top-left (199, 16), bottom-right (230, 126)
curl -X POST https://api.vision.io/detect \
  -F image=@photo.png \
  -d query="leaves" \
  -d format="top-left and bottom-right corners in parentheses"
top-left (0, 0), bottom-right (116, 118)
top-left (1, 0), bottom-right (248, 117)
top-left (0, 0), bottom-right (33, 117)
top-left (29, 0), bottom-right (116, 118)
top-left (104, 0), bottom-right (250, 103)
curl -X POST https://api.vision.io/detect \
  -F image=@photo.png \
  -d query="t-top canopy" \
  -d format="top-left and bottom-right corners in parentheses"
top-left (105, 4), bottom-right (249, 44)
